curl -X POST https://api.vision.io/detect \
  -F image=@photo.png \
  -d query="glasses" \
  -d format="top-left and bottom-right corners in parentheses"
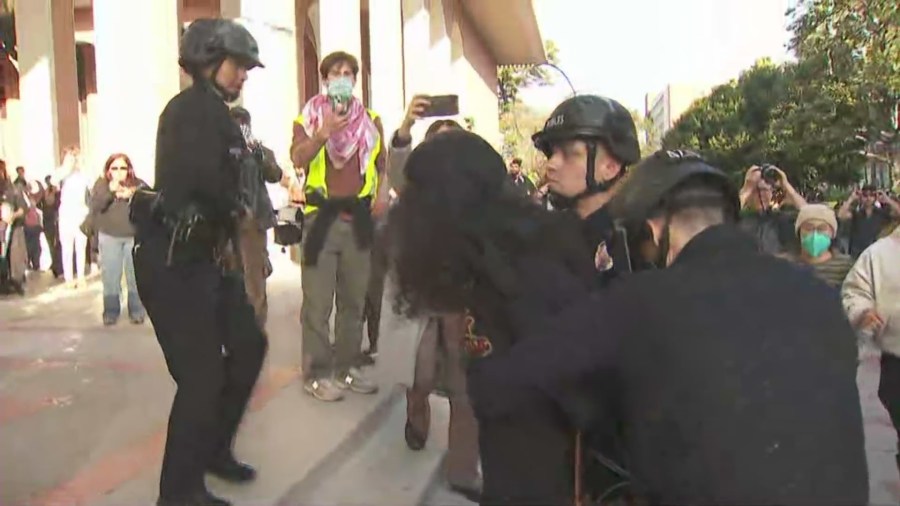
top-left (110, 166), bottom-right (129, 171)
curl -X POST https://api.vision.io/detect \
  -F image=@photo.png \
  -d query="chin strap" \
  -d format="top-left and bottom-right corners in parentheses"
top-left (548, 141), bottom-right (624, 210)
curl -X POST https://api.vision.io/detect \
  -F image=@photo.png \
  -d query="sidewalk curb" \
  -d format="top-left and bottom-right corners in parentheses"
top-left (275, 384), bottom-right (405, 506)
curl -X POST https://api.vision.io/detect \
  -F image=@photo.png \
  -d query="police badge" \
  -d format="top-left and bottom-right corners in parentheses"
top-left (594, 241), bottom-right (614, 272)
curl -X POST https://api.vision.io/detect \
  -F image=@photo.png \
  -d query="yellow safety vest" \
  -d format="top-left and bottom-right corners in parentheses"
top-left (295, 109), bottom-right (381, 215)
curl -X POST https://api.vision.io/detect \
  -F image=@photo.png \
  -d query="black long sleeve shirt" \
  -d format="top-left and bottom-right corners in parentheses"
top-left (154, 83), bottom-right (245, 228)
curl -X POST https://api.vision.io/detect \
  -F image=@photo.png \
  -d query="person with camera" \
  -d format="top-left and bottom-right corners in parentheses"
top-left (290, 51), bottom-right (387, 402)
top-left (838, 184), bottom-right (900, 258)
top-left (467, 150), bottom-right (868, 506)
top-left (738, 164), bottom-right (807, 255)
top-left (229, 106), bottom-right (284, 328)
top-left (131, 19), bottom-right (268, 506)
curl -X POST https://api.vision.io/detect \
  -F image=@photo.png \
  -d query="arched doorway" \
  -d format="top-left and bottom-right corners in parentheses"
top-left (0, 54), bottom-right (20, 168)
top-left (304, 19), bottom-right (319, 103)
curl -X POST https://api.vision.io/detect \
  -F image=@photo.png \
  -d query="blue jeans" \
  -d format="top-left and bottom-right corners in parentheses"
top-left (99, 232), bottom-right (144, 320)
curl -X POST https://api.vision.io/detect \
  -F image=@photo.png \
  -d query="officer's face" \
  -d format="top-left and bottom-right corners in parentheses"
top-left (215, 57), bottom-right (250, 97)
top-left (545, 140), bottom-right (619, 197)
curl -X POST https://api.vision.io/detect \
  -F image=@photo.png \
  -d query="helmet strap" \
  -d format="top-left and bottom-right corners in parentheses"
top-left (577, 140), bottom-right (624, 199)
top-left (205, 58), bottom-right (240, 103)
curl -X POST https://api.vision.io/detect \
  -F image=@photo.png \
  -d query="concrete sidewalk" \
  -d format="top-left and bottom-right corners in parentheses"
top-left (1, 251), bottom-right (896, 506)
top-left (0, 251), bottom-right (459, 506)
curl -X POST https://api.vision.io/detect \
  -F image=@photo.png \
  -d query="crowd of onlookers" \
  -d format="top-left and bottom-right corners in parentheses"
top-left (0, 147), bottom-right (147, 325)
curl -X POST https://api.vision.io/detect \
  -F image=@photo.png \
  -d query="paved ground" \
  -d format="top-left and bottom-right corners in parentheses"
top-left (0, 248), bottom-right (898, 506)
top-left (0, 250), bottom-right (460, 506)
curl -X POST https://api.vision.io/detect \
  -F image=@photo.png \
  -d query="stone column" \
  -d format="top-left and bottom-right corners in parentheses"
top-left (427, 0), bottom-right (453, 94)
top-left (92, 0), bottom-right (181, 184)
top-left (401, 0), bottom-right (429, 142)
top-left (16, 0), bottom-right (79, 176)
top-left (317, 0), bottom-right (362, 98)
top-left (219, 0), bottom-right (301, 166)
top-left (368, 0), bottom-right (405, 137)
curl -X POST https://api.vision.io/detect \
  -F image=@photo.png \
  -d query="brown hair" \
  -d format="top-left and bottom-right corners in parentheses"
top-left (319, 51), bottom-right (360, 79)
top-left (424, 119), bottom-right (463, 141)
top-left (103, 153), bottom-right (137, 184)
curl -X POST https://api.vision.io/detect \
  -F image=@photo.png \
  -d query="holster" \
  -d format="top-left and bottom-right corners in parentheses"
top-left (129, 189), bottom-right (235, 269)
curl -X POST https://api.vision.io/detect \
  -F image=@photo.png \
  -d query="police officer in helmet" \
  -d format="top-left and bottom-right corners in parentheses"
top-left (469, 150), bottom-right (869, 505)
top-left (132, 18), bottom-right (267, 506)
top-left (532, 95), bottom-right (641, 285)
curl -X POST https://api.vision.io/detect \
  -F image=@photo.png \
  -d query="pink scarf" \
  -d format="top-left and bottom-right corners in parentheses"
top-left (302, 94), bottom-right (378, 171)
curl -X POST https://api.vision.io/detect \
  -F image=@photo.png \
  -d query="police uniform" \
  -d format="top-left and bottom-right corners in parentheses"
top-left (132, 19), bottom-right (267, 506)
top-left (532, 95), bottom-right (644, 289)
top-left (468, 152), bottom-right (869, 505)
top-left (530, 95), bottom-right (644, 502)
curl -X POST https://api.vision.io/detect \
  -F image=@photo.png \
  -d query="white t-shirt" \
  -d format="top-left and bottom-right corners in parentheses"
top-left (56, 170), bottom-right (90, 224)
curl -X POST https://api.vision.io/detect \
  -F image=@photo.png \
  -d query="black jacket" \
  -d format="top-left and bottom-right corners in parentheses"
top-left (154, 83), bottom-right (245, 228)
top-left (470, 224), bottom-right (868, 506)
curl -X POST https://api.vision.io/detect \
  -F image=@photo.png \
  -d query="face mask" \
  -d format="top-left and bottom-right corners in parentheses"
top-left (326, 77), bottom-right (354, 107)
top-left (801, 231), bottom-right (832, 257)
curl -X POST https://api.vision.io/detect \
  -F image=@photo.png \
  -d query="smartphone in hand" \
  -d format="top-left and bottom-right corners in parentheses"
top-left (421, 94), bottom-right (459, 117)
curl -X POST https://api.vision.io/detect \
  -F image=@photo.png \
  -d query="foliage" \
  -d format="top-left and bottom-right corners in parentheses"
top-left (630, 108), bottom-right (656, 157)
top-left (499, 102), bottom-right (548, 179)
top-left (497, 40), bottom-right (560, 113)
top-left (662, 0), bottom-right (899, 189)
top-left (0, 0), bottom-right (15, 62)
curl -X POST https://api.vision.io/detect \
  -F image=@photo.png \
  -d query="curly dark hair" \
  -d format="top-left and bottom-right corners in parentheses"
top-left (386, 130), bottom-right (591, 318)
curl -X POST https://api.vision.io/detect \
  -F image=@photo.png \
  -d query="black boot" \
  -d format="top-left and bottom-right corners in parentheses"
top-left (207, 453), bottom-right (257, 483)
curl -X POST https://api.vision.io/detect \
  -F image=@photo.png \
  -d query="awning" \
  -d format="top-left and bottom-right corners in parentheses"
top-left (459, 0), bottom-right (545, 66)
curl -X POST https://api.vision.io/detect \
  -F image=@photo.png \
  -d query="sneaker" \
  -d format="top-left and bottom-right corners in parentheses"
top-left (303, 378), bottom-right (345, 402)
top-left (336, 368), bottom-right (378, 395)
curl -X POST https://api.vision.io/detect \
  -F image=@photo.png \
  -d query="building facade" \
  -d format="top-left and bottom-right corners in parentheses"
top-left (0, 0), bottom-right (544, 183)
top-left (644, 83), bottom-right (710, 148)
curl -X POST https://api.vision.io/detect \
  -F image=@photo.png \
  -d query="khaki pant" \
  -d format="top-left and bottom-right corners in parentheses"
top-left (301, 218), bottom-right (371, 380)
top-left (238, 218), bottom-right (269, 328)
top-left (408, 314), bottom-right (480, 486)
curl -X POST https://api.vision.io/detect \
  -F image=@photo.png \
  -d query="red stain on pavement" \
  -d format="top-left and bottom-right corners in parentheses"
top-left (0, 395), bottom-right (66, 425)
top-left (0, 355), bottom-right (157, 374)
top-left (26, 366), bottom-right (299, 506)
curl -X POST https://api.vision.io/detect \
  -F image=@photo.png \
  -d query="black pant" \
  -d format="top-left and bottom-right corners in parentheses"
top-left (134, 232), bottom-right (267, 499)
top-left (364, 225), bottom-right (389, 352)
top-left (880, 353), bottom-right (900, 464)
top-left (43, 220), bottom-right (63, 277)
top-left (24, 226), bottom-right (42, 270)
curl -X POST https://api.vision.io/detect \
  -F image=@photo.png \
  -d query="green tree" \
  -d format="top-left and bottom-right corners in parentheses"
top-left (663, 60), bottom-right (792, 181)
top-left (0, 0), bottom-right (16, 65)
top-left (497, 40), bottom-right (560, 113)
top-left (499, 101), bottom-right (548, 179)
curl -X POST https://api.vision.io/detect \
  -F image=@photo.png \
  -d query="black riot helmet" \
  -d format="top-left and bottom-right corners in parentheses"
top-left (179, 18), bottom-right (264, 75)
top-left (532, 95), bottom-right (641, 197)
top-left (608, 149), bottom-right (739, 267)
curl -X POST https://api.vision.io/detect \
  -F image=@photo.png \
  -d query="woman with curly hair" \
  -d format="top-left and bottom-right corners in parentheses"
top-left (386, 129), bottom-right (594, 505)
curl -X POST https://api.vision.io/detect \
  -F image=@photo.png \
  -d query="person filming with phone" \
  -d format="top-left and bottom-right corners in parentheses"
top-left (738, 164), bottom-right (807, 255)
top-left (290, 51), bottom-right (388, 402)
top-left (838, 184), bottom-right (900, 258)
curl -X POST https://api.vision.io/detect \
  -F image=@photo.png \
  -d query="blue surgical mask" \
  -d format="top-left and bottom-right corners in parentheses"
top-left (801, 231), bottom-right (832, 258)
